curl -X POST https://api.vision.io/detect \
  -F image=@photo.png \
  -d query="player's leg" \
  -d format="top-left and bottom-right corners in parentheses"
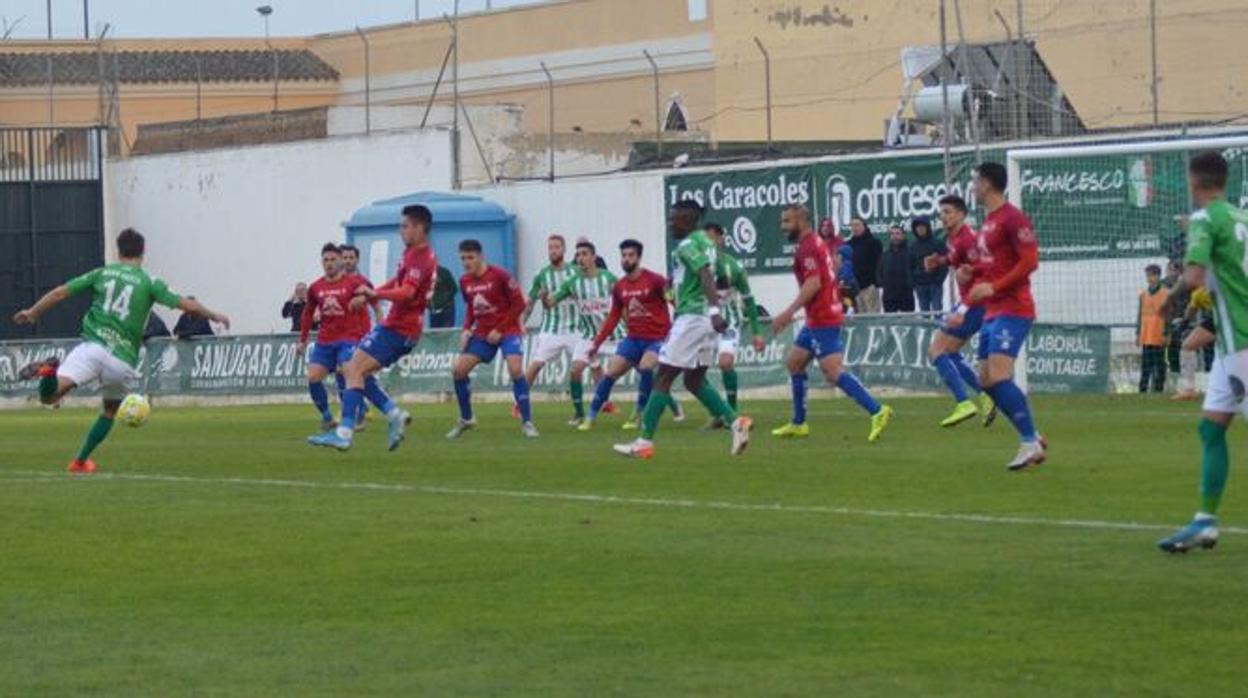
top-left (306, 346), bottom-right (337, 428)
top-left (977, 318), bottom-right (1043, 470)
top-left (772, 341), bottom-right (814, 437)
top-left (718, 330), bottom-right (741, 411)
top-left (504, 342), bottom-right (538, 437)
top-left (448, 340), bottom-right (490, 438)
top-left (69, 398), bottom-right (120, 474)
top-left (352, 347), bottom-right (411, 452)
top-left (929, 331), bottom-right (979, 427)
top-left (818, 349), bottom-right (892, 443)
top-left (568, 359), bottom-right (589, 425)
top-left (68, 350), bottom-right (139, 473)
top-left (585, 342), bottom-right (637, 429)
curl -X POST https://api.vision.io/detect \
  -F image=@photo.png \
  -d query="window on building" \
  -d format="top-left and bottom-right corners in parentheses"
top-left (688, 0), bottom-right (708, 22)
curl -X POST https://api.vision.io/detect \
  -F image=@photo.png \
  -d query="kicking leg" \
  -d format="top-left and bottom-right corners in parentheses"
top-left (70, 398), bottom-right (120, 474)
top-left (773, 347), bottom-right (813, 437)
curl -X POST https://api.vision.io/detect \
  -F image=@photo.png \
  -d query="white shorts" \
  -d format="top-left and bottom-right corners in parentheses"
top-left (530, 332), bottom-right (579, 364)
top-left (58, 341), bottom-right (140, 400)
top-left (573, 337), bottom-right (615, 366)
top-left (659, 314), bottom-right (717, 369)
top-left (1203, 350), bottom-right (1248, 415)
top-left (717, 328), bottom-right (740, 358)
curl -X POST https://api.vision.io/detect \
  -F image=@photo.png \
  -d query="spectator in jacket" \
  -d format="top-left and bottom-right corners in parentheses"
top-left (819, 218), bottom-right (858, 307)
top-left (847, 216), bottom-right (883, 313)
top-left (282, 283), bottom-right (309, 333)
top-left (429, 265), bottom-right (459, 329)
top-left (174, 296), bottom-right (217, 339)
top-left (908, 215), bottom-right (947, 314)
top-left (878, 225), bottom-right (914, 313)
top-left (1138, 264), bottom-right (1170, 393)
top-left (143, 312), bottom-right (170, 342)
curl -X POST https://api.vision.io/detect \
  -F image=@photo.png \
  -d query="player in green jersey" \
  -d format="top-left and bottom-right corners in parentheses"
top-left (705, 222), bottom-right (765, 426)
top-left (614, 200), bottom-right (752, 459)
top-left (12, 228), bottom-right (230, 474)
top-left (545, 240), bottom-right (620, 425)
top-left (1160, 152), bottom-right (1248, 552)
top-left (523, 234), bottom-right (580, 387)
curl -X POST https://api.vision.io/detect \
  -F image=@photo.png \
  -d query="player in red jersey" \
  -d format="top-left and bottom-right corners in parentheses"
top-left (296, 243), bottom-right (375, 430)
top-left (577, 238), bottom-right (684, 430)
top-left (447, 239), bottom-right (537, 439)
top-left (966, 162), bottom-right (1045, 470)
top-left (308, 205), bottom-right (438, 453)
top-left (769, 205), bottom-right (893, 442)
top-left (922, 194), bottom-right (995, 428)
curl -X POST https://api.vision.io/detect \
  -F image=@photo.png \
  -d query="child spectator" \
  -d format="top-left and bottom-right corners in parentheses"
top-left (1138, 263), bottom-right (1170, 393)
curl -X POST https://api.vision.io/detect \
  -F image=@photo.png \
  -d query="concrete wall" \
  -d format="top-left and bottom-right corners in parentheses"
top-left (104, 129), bottom-right (454, 334)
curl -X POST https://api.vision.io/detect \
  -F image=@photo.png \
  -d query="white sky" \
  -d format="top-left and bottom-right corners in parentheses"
top-left (2, 0), bottom-right (545, 39)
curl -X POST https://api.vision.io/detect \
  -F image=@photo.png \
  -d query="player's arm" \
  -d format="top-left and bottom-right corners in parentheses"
top-left (969, 219), bottom-right (1039, 303)
top-left (177, 296), bottom-right (230, 330)
top-left (503, 277), bottom-right (528, 328)
top-left (1183, 210), bottom-right (1215, 290)
top-left (772, 275), bottom-right (821, 334)
top-left (298, 293), bottom-right (317, 348)
top-left (524, 276), bottom-right (544, 322)
top-left (591, 288), bottom-right (625, 352)
top-left (13, 285), bottom-right (71, 325)
top-left (543, 278), bottom-right (573, 309)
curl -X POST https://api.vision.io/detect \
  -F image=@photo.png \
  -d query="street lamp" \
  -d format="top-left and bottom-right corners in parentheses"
top-left (256, 5), bottom-right (277, 112)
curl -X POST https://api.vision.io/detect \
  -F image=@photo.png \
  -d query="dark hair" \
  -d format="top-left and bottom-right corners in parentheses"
top-left (850, 216), bottom-right (867, 227)
top-left (402, 204), bottom-right (433, 228)
top-left (976, 162), bottom-right (1008, 193)
top-left (548, 233), bottom-right (566, 245)
top-left (458, 239), bottom-right (482, 254)
top-left (938, 194), bottom-right (968, 213)
top-left (1145, 264), bottom-right (1162, 275)
top-left (1189, 151), bottom-right (1229, 190)
top-left (116, 228), bottom-right (145, 258)
top-left (619, 239), bottom-right (644, 255)
top-left (673, 199), bottom-right (704, 217)
top-left (339, 244), bottom-right (359, 256)
top-left (321, 242), bottom-right (341, 255)
top-left (576, 240), bottom-right (597, 255)
top-left (705, 222), bottom-right (725, 237)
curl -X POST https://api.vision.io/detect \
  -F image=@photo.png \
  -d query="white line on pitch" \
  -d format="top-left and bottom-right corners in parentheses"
top-left (4, 468), bottom-right (1238, 536)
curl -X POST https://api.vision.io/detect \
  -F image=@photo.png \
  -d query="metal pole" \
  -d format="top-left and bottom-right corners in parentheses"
top-left (540, 61), bottom-right (555, 181)
top-left (195, 54), bottom-right (203, 121)
top-left (460, 101), bottom-right (494, 184)
top-left (992, 9), bottom-right (1019, 140)
top-left (83, 0), bottom-right (89, 39)
top-left (1016, 0), bottom-right (1027, 139)
top-left (1149, 0), bottom-right (1159, 126)
top-left (420, 39), bottom-right (455, 128)
top-left (939, 0), bottom-right (952, 187)
top-left (952, 0), bottom-right (980, 165)
top-left (753, 37), bottom-right (772, 154)
top-left (414, 0), bottom-right (420, 21)
top-left (46, 0), bottom-right (51, 38)
top-left (264, 15), bottom-right (278, 113)
top-left (96, 25), bottom-right (109, 126)
top-left (446, 3), bottom-right (461, 189)
top-left (355, 27), bottom-right (371, 134)
top-left (46, 55), bottom-right (54, 126)
top-left (643, 49), bottom-right (662, 160)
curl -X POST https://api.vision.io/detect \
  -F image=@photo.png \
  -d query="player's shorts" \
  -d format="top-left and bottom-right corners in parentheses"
top-left (530, 332), bottom-right (579, 364)
top-left (941, 305), bottom-right (987, 340)
top-left (465, 334), bottom-right (525, 364)
top-left (794, 325), bottom-right (844, 359)
top-left (718, 327), bottom-right (740, 357)
top-left (616, 336), bottom-right (664, 366)
top-left (308, 341), bottom-right (357, 371)
top-left (977, 315), bottom-right (1033, 360)
top-left (572, 337), bottom-right (615, 366)
top-left (1203, 349), bottom-right (1248, 415)
top-left (659, 314), bottom-right (717, 369)
top-left (58, 341), bottom-right (140, 401)
top-left (357, 326), bottom-right (418, 367)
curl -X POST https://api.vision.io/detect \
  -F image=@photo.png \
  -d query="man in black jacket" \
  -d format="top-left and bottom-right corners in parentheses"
top-left (908, 215), bottom-right (948, 314)
top-left (174, 296), bottom-right (216, 339)
top-left (847, 216), bottom-right (883, 313)
top-left (877, 225), bottom-right (914, 313)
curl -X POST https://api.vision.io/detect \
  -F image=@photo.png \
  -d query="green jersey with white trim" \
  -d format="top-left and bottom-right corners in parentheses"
top-left (552, 269), bottom-right (623, 340)
top-left (64, 263), bottom-right (183, 367)
top-left (1187, 198), bottom-right (1248, 354)
top-left (714, 250), bottom-right (760, 333)
top-left (671, 230), bottom-right (717, 317)
top-left (528, 264), bottom-right (579, 334)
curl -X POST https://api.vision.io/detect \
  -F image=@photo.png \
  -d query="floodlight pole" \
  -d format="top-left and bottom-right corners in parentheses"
top-left (643, 49), bottom-right (662, 160)
top-left (540, 61), bottom-right (555, 182)
top-left (938, 0), bottom-right (952, 186)
top-left (753, 37), bottom-right (772, 155)
top-left (355, 26), bottom-right (371, 134)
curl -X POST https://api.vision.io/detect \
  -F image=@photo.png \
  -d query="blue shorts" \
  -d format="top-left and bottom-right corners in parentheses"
top-left (977, 315), bottom-right (1033, 360)
top-left (616, 337), bottom-right (663, 366)
top-left (357, 326), bottom-right (417, 367)
top-left (465, 335), bottom-right (525, 364)
top-left (795, 325), bottom-right (843, 359)
top-left (941, 305), bottom-right (987, 340)
top-left (308, 341), bottom-right (356, 371)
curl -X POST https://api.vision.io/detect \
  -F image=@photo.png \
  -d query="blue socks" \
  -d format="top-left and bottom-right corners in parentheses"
top-left (637, 370), bottom-right (654, 414)
top-left (454, 378), bottom-right (473, 421)
top-left (513, 377), bottom-right (533, 423)
top-left (309, 381), bottom-right (332, 421)
top-left (953, 354), bottom-right (980, 393)
top-left (336, 388), bottom-right (365, 439)
top-left (837, 372), bottom-right (881, 416)
top-left (790, 373), bottom-right (808, 425)
top-left (985, 379), bottom-right (1037, 442)
top-left (591, 375), bottom-right (617, 420)
top-left (363, 375), bottom-right (396, 416)
top-left (933, 354), bottom-right (970, 403)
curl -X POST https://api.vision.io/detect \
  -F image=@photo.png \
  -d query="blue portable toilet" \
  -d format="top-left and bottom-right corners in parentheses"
top-left (343, 191), bottom-right (516, 327)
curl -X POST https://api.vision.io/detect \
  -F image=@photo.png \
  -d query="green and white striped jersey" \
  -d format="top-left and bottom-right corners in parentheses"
top-left (714, 249), bottom-right (760, 334)
top-left (1187, 198), bottom-right (1248, 354)
top-left (552, 269), bottom-right (624, 341)
top-left (528, 263), bottom-right (579, 334)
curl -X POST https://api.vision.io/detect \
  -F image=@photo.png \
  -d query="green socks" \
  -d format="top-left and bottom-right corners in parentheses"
top-left (570, 380), bottom-right (584, 419)
top-left (1199, 418), bottom-right (1230, 515)
top-left (694, 383), bottom-right (737, 423)
top-left (76, 415), bottom-right (114, 462)
top-left (723, 369), bottom-right (739, 410)
top-left (38, 374), bottom-right (58, 400)
top-left (640, 391), bottom-right (671, 440)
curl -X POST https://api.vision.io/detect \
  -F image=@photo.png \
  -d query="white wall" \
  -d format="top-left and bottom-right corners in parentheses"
top-left (104, 130), bottom-right (453, 334)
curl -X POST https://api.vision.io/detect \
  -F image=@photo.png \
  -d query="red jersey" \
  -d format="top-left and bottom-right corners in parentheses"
top-left (461, 265), bottom-right (526, 338)
top-left (975, 202), bottom-right (1039, 320)
top-left (343, 273), bottom-right (375, 340)
top-left (794, 232), bottom-right (844, 329)
top-left (595, 268), bottom-right (671, 345)
top-left (378, 244), bottom-right (438, 339)
top-left (301, 275), bottom-right (361, 344)
top-left (944, 223), bottom-right (983, 304)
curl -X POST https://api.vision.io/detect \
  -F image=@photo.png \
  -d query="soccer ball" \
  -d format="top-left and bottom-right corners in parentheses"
top-left (118, 393), bottom-right (151, 428)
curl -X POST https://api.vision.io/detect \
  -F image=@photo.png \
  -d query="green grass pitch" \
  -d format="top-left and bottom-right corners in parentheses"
top-left (2, 395), bottom-right (1247, 696)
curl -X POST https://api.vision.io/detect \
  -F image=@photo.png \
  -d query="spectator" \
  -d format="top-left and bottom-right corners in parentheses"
top-left (819, 218), bottom-right (858, 306)
top-left (847, 216), bottom-right (882, 313)
top-left (1137, 264), bottom-right (1169, 393)
top-left (908, 215), bottom-right (947, 314)
top-left (282, 283), bottom-right (309, 333)
top-left (174, 296), bottom-right (216, 339)
top-left (143, 312), bottom-right (170, 342)
top-left (1162, 261), bottom-right (1198, 400)
top-left (877, 225), bottom-right (914, 313)
top-left (429, 264), bottom-right (459, 329)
